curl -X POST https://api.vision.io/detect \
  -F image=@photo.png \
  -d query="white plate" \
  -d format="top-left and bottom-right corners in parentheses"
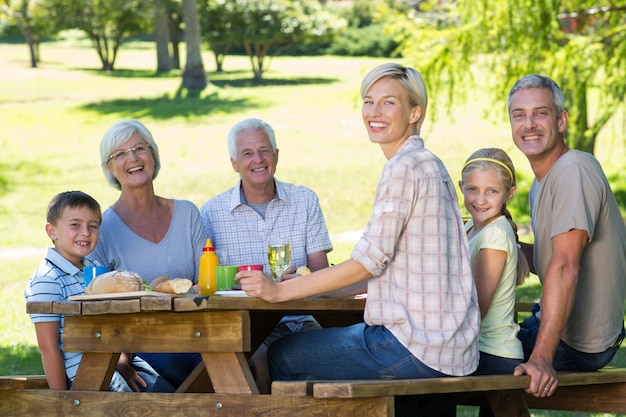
top-left (215, 290), bottom-right (249, 298)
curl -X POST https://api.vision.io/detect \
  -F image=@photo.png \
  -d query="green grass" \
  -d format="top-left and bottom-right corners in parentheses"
top-left (1, 38), bottom-right (625, 416)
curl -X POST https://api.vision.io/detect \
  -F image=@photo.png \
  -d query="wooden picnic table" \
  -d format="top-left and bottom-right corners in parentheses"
top-left (9, 297), bottom-right (626, 417)
top-left (26, 294), bottom-right (366, 394)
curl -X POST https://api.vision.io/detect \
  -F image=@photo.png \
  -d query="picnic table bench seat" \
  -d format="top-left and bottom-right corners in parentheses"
top-left (272, 367), bottom-right (626, 416)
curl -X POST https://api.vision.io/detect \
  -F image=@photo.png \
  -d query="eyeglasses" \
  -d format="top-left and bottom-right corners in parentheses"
top-left (106, 144), bottom-right (152, 163)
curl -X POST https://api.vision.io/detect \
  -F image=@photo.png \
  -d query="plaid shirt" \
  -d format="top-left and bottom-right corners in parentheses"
top-left (200, 179), bottom-right (332, 275)
top-left (352, 135), bottom-right (480, 376)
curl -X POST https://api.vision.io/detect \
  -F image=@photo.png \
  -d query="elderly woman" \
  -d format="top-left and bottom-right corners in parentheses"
top-left (92, 119), bottom-right (205, 388)
top-left (237, 63), bottom-right (480, 416)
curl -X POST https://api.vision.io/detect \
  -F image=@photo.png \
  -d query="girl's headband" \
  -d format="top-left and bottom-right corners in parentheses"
top-left (462, 157), bottom-right (513, 182)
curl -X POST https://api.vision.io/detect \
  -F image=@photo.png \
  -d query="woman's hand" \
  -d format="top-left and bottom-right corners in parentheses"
top-left (237, 270), bottom-right (280, 302)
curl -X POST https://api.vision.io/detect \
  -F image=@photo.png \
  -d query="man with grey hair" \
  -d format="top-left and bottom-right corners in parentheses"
top-left (508, 74), bottom-right (626, 399)
top-left (199, 117), bottom-right (333, 393)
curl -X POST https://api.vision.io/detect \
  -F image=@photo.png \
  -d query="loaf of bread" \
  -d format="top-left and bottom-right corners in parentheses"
top-left (152, 277), bottom-right (193, 294)
top-left (85, 270), bottom-right (144, 294)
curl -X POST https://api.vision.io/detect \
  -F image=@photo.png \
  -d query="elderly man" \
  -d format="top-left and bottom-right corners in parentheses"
top-left (508, 75), bottom-right (626, 398)
top-left (200, 117), bottom-right (333, 393)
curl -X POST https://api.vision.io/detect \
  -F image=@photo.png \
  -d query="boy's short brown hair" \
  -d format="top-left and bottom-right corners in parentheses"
top-left (47, 191), bottom-right (101, 225)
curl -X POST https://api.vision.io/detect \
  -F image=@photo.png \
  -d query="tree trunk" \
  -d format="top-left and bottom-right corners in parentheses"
top-left (26, 33), bottom-right (37, 68)
top-left (154, 0), bottom-right (173, 72)
top-left (213, 50), bottom-right (223, 72)
top-left (33, 41), bottom-right (40, 64)
top-left (181, 0), bottom-right (207, 93)
top-left (168, 10), bottom-right (181, 69)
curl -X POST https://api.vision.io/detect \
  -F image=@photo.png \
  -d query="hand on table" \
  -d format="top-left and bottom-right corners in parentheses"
top-left (513, 356), bottom-right (558, 397)
top-left (237, 270), bottom-right (279, 302)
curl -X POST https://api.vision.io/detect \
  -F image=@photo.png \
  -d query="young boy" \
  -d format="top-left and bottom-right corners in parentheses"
top-left (24, 191), bottom-right (174, 392)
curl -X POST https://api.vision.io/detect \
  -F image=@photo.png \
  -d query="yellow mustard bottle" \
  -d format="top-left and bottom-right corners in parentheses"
top-left (198, 238), bottom-right (219, 296)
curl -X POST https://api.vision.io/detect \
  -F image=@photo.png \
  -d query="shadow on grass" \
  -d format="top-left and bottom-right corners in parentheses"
top-left (0, 345), bottom-right (43, 376)
top-left (80, 67), bottom-right (339, 87)
top-left (80, 91), bottom-right (258, 119)
top-left (208, 75), bottom-right (338, 88)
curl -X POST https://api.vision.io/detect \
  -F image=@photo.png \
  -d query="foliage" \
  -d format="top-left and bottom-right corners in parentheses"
top-left (199, 0), bottom-right (235, 72)
top-left (199, 0), bottom-right (346, 81)
top-left (44, 0), bottom-right (153, 70)
top-left (1, 0), bottom-right (57, 67)
top-left (326, 23), bottom-right (397, 57)
top-left (388, 0), bottom-right (626, 155)
top-left (334, 0), bottom-right (423, 28)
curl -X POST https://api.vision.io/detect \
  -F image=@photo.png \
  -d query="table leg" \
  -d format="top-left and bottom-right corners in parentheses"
top-left (71, 352), bottom-right (119, 391)
top-left (485, 390), bottom-right (530, 417)
top-left (202, 352), bottom-right (259, 394)
top-left (176, 361), bottom-right (213, 393)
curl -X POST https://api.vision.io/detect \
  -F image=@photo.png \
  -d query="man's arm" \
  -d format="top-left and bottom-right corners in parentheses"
top-left (514, 228), bottom-right (588, 397)
top-left (306, 250), bottom-right (329, 272)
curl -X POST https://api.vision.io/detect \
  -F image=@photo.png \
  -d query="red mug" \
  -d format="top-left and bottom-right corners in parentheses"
top-left (238, 265), bottom-right (264, 272)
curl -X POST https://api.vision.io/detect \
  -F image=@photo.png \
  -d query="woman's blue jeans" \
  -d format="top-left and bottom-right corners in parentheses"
top-left (268, 322), bottom-right (447, 381)
top-left (268, 323), bottom-right (461, 417)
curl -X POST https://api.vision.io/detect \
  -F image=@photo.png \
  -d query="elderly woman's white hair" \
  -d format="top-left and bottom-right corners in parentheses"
top-left (100, 119), bottom-right (161, 190)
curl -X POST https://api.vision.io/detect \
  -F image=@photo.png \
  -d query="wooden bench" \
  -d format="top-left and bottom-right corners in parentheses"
top-left (272, 368), bottom-right (626, 416)
top-left (0, 375), bottom-right (48, 390)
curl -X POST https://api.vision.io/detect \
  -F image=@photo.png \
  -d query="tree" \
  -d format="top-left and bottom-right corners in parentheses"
top-left (154, 0), bottom-right (173, 72)
top-left (199, 0), bottom-right (235, 72)
top-left (181, 0), bottom-right (207, 93)
top-left (200, 0), bottom-right (345, 82)
top-left (1, 0), bottom-right (55, 67)
top-left (390, 0), bottom-right (626, 155)
top-left (47, 0), bottom-right (153, 71)
top-left (153, 0), bottom-right (182, 71)
top-left (165, 0), bottom-right (182, 69)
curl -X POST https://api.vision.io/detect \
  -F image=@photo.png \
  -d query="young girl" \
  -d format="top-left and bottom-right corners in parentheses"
top-left (459, 148), bottom-right (529, 378)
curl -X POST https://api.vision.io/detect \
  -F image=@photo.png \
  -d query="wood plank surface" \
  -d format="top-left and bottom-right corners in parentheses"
top-left (524, 383), bottom-right (626, 413)
top-left (201, 352), bottom-right (259, 394)
top-left (26, 296), bottom-right (366, 315)
top-left (0, 376), bottom-right (48, 390)
top-left (81, 299), bottom-right (141, 315)
top-left (69, 291), bottom-right (182, 301)
top-left (72, 352), bottom-right (119, 391)
top-left (25, 300), bottom-right (83, 315)
top-left (485, 390), bottom-right (530, 417)
top-left (0, 390), bottom-right (393, 417)
top-left (312, 375), bottom-right (531, 398)
top-left (309, 369), bottom-right (626, 398)
top-left (63, 311), bottom-right (250, 353)
top-left (173, 296), bottom-right (366, 313)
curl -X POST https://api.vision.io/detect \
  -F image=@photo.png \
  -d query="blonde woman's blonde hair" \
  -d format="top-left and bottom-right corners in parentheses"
top-left (360, 63), bottom-right (428, 134)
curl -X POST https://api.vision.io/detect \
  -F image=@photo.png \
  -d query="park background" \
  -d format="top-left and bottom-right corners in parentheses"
top-left (1, 1), bottom-right (625, 416)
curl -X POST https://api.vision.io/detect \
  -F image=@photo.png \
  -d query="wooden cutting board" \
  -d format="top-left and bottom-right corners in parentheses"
top-left (69, 291), bottom-right (190, 301)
